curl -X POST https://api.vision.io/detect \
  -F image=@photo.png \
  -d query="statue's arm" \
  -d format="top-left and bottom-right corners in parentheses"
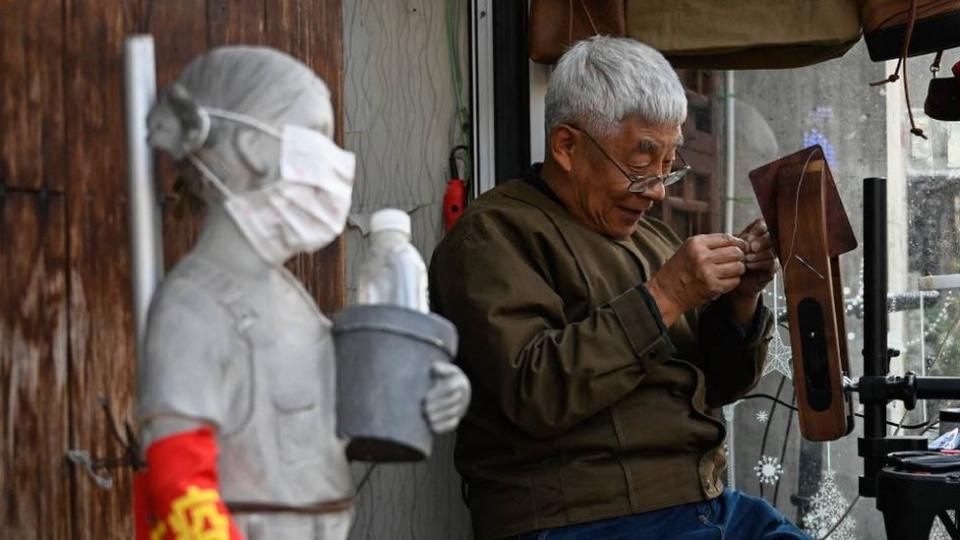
top-left (134, 281), bottom-right (242, 539)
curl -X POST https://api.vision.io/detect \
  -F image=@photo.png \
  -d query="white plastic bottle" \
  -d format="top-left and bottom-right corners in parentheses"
top-left (356, 208), bottom-right (429, 312)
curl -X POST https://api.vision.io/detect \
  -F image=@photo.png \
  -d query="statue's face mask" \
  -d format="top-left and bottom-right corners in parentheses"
top-left (149, 85), bottom-right (356, 266)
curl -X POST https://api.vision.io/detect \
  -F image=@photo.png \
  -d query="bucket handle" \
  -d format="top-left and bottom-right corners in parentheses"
top-left (333, 322), bottom-right (452, 352)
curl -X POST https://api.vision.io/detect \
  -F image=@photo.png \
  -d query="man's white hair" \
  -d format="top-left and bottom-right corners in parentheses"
top-left (545, 36), bottom-right (687, 138)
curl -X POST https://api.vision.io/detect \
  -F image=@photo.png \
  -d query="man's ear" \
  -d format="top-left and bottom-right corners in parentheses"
top-left (234, 128), bottom-right (270, 176)
top-left (549, 125), bottom-right (578, 173)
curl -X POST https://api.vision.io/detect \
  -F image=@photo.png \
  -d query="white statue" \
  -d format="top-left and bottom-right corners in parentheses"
top-left (135, 46), bottom-right (470, 540)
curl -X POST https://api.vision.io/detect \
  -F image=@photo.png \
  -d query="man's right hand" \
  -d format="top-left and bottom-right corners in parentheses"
top-left (645, 234), bottom-right (748, 327)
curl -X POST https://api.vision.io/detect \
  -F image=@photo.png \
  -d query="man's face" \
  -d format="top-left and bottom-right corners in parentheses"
top-left (564, 118), bottom-right (683, 239)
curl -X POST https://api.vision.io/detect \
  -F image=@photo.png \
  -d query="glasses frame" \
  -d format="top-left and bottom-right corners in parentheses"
top-left (568, 124), bottom-right (691, 194)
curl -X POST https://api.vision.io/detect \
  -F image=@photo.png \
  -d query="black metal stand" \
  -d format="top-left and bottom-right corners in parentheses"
top-left (856, 177), bottom-right (960, 540)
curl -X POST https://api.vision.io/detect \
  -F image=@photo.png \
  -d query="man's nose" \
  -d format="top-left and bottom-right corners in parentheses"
top-left (639, 180), bottom-right (667, 202)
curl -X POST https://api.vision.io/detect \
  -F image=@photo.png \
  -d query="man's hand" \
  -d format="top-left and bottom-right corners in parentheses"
top-left (733, 218), bottom-right (778, 298)
top-left (646, 233), bottom-right (748, 326)
top-left (725, 218), bottom-right (779, 326)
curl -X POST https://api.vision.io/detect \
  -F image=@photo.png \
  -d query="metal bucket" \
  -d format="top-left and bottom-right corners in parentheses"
top-left (332, 304), bottom-right (458, 462)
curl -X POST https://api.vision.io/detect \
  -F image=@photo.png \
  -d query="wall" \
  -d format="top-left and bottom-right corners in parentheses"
top-left (341, 0), bottom-right (473, 538)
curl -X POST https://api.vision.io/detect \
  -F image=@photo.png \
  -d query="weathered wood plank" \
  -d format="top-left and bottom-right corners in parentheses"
top-left (264, 0), bottom-right (299, 53)
top-left (149, 0), bottom-right (208, 268)
top-left (298, 0), bottom-right (345, 146)
top-left (64, 0), bottom-right (137, 537)
top-left (0, 193), bottom-right (71, 540)
top-left (0, 0), bottom-right (66, 192)
top-left (207, 0), bottom-right (266, 46)
top-left (65, 196), bottom-right (137, 540)
top-left (281, 0), bottom-right (346, 314)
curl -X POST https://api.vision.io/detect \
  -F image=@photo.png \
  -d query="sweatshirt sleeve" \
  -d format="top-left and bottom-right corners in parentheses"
top-left (696, 295), bottom-right (775, 407)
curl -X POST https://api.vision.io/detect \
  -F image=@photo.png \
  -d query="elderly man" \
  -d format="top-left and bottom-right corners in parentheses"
top-left (430, 37), bottom-right (809, 539)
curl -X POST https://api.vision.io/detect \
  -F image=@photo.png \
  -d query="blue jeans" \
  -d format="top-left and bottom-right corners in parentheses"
top-left (516, 490), bottom-right (812, 540)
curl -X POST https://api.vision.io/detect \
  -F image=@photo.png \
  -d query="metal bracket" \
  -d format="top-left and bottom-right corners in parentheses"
top-left (65, 450), bottom-right (114, 490)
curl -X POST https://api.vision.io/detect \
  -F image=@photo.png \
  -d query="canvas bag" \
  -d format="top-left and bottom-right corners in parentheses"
top-left (529, 0), bottom-right (626, 64)
top-left (626, 0), bottom-right (863, 69)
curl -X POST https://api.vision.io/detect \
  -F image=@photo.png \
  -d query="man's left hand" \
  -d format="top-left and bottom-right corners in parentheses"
top-left (732, 218), bottom-right (779, 298)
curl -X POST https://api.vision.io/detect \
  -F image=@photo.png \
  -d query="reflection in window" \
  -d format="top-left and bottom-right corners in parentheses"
top-left (717, 43), bottom-right (960, 540)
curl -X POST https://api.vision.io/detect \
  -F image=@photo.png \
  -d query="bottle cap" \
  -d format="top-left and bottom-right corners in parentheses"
top-left (370, 208), bottom-right (411, 235)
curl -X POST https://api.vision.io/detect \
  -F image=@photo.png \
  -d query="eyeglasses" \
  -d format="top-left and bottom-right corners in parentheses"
top-left (569, 125), bottom-right (691, 194)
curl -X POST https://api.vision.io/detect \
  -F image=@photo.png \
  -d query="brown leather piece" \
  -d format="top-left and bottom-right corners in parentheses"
top-left (528, 0), bottom-right (625, 64)
top-left (748, 146), bottom-right (857, 260)
top-left (749, 146), bottom-right (855, 442)
top-left (861, 0), bottom-right (959, 32)
top-left (925, 76), bottom-right (960, 120)
top-left (226, 497), bottom-right (354, 515)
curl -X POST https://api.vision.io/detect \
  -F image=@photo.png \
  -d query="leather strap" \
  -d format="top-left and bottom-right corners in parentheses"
top-left (226, 497), bottom-right (354, 515)
top-left (870, 0), bottom-right (928, 139)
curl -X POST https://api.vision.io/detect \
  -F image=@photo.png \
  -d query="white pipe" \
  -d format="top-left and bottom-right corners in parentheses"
top-left (124, 35), bottom-right (164, 354)
top-left (723, 404), bottom-right (736, 490)
top-left (470, 0), bottom-right (496, 197)
top-left (722, 70), bottom-right (737, 489)
top-left (723, 70), bottom-right (736, 234)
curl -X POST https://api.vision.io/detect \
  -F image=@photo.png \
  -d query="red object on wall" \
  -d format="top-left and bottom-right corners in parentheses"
top-left (444, 145), bottom-right (470, 232)
top-left (443, 178), bottom-right (467, 232)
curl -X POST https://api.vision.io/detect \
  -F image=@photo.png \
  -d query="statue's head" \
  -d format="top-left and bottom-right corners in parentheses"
top-left (148, 46), bottom-right (354, 264)
top-left (149, 46), bottom-right (334, 198)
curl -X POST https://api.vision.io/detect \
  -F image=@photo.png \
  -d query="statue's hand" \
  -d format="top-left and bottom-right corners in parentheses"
top-left (424, 362), bottom-right (471, 434)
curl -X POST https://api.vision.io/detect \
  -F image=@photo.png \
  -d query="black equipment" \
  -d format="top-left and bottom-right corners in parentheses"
top-left (852, 177), bottom-right (960, 539)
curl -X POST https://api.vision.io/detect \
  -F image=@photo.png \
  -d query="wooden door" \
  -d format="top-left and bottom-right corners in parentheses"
top-left (0, 1), bottom-right (345, 537)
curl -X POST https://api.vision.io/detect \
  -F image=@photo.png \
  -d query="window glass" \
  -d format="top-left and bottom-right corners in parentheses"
top-left (725, 42), bottom-right (960, 539)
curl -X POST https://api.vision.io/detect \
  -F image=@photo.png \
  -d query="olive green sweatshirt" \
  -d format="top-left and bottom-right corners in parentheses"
top-left (429, 178), bottom-right (773, 539)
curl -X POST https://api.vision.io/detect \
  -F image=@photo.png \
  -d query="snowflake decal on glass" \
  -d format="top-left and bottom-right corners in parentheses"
top-left (762, 276), bottom-right (793, 380)
top-left (755, 409), bottom-right (770, 424)
top-left (931, 513), bottom-right (955, 540)
top-left (754, 455), bottom-right (784, 486)
top-left (809, 106), bottom-right (835, 125)
top-left (763, 327), bottom-right (793, 380)
top-left (802, 469), bottom-right (856, 540)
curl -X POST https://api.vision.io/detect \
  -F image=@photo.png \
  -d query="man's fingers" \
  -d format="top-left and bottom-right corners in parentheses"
top-left (737, 218), bottom-right (767, 238)
top-left (698, 233), bottom-right (748, 251)
top-left (707, 246), bottom-right (746, 264)
top-left (745, 250), bottom-right (776, 263)
top-left (715, 261), bottom-right (747, 279)
top-left (710, 277), bottom-right (741, 298)
top-left (736, 218), bottom-right (760, 238)
top-left (746, 260), bottom-right (778, 271)
top-left (747, 235), bottom-right (773, 254)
